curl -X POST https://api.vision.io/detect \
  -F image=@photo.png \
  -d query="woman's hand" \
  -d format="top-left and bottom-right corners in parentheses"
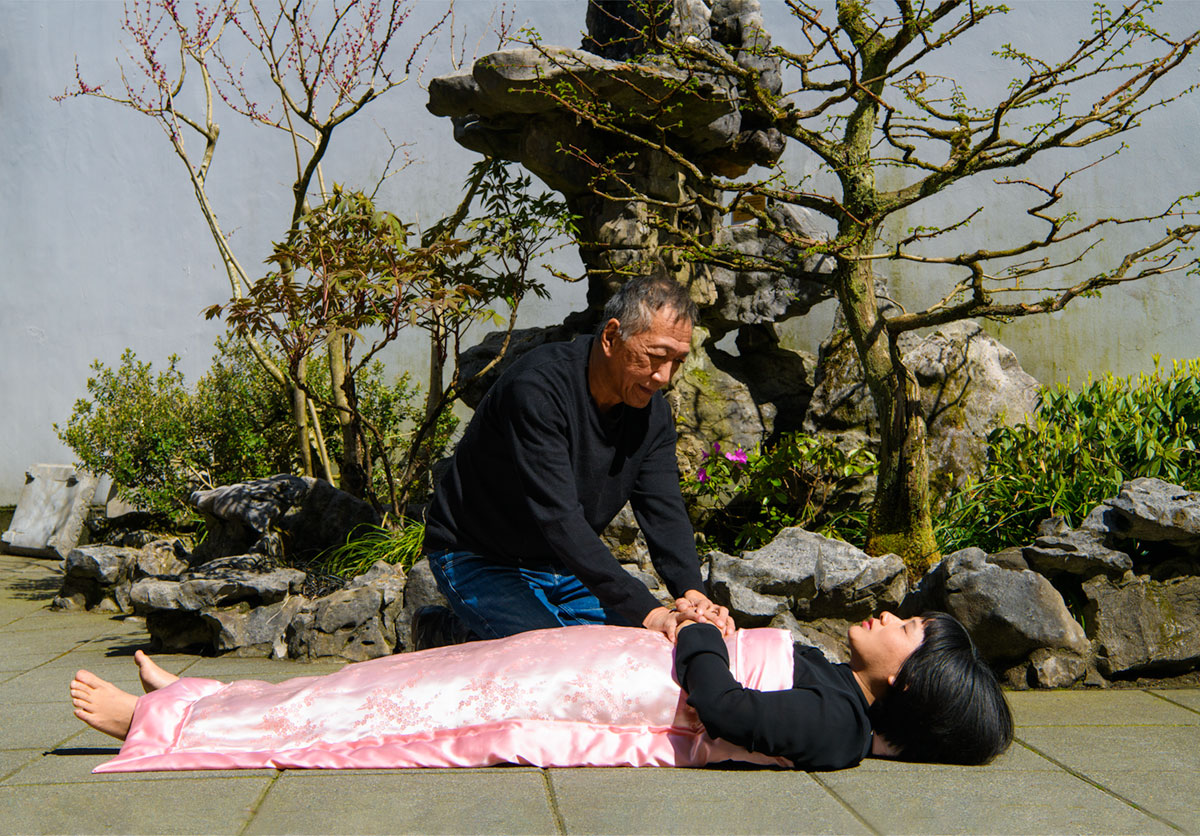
top-left (642, 606), bottom-right (700, 642)
top-left (675, 590), bottom-right (735, 637)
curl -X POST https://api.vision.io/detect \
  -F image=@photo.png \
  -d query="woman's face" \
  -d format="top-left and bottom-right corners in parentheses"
top-left (847, 611), bottom-right (926, 685)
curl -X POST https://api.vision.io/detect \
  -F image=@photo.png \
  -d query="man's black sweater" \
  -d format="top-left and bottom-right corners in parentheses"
top-left (675, 623), bottom-right (874, 771)
top-left (424, 336), bottom-right (705, 624)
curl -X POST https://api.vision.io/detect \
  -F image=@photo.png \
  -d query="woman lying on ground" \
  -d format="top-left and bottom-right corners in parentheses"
top-left (70, 611), bottom-right (1012, 773)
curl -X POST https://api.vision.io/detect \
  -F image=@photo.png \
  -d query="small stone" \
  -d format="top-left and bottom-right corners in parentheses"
top-left (1029, 648), bottom-right (1087, 689)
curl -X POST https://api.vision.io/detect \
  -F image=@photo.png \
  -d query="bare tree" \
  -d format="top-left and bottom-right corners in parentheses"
top-left (57, 0), bottom-right (449, 481)
top-left (522, 0), bottom-right (1199, 572)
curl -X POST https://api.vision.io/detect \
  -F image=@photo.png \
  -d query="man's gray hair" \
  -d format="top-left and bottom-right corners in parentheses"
top-left (600, 276), bottom-right (699, 339)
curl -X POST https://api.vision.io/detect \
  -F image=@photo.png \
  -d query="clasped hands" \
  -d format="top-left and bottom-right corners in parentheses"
top-left (642, 589), bottom-right (734, 643)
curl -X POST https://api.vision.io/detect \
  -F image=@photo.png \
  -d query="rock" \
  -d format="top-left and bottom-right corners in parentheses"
top-left (203, 597), bottom-right (307, 658)
top-left (1107, 478), bottom-right (1200, 555)
top-left (288, 583), bottom-right (391, 662)
top-left (706, 527), bottom-right (907, 625)
top-left (396, 558), bottom-right (451, 653)
top-left (707, 204), bottom-right (834, 339)
top-left (130, 563), bottom-right (306, 613)
top-left (921, 547), bottom-right (1089, 665)
top-left (2, 464), bottom-right (98, 559)
top-left (768, 610), bottom-right (847, 664)
top-left (1029, 648), bottom-right (1088, 689)
top-left (53, 545), bottom-right (139, 612)
top-left (136, 538), bottom-right (191, 578)
top-left (189, 475), bottom-right (380, 564)
top-left (806, 320), bottom-right (1040, 499)
top-left (1083, 573), bottom-right (1200, 677)
top-left (1023, 506), bottom-right (1133, 580)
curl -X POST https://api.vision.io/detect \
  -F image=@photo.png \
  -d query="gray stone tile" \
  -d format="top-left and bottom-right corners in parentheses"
top-left (1007, 690), bottom-right (1200, 726)
top-left (1018, 725), bottom-right (1200, 773)
top-left (0, 748), bottom-right (43, 781)
top-left (0, 775), bottom-right (272, 834)
top-left (5, 744), bottom-right (277, 785)
top-left (549, 767), bottom-right (868, 835)
top-left (178, 657), bottom-right (348, 682)
top-left (849, 742), bottom-right (1059, 773)
top-left (1085, 770), bottom-right (1200, 833)
top-left (0, 699), bottom-right (87, 749)
top-left (244, 769), bottom-right (559, 835)
top-left (1153, 689), bottom-right (1200, 714)
top-left (819, 767), bottom-right (1175, 834)
top-left (0, 663), bottom-right (140, 703)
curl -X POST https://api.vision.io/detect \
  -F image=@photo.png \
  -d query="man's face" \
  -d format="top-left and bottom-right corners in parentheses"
top-left (599, 307), bottom-right (692, 409)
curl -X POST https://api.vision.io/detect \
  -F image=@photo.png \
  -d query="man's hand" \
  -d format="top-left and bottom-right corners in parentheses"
top-left (642, 606), bottom-right (695, 642)
top-left (675, 590), bottom-right (735, 637)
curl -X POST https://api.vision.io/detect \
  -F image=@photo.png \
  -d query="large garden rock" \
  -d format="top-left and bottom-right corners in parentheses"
top-left (707, 527), bottom-right (907, 626)
top-left (395, 558), bottom-right (451, 653)
top-left (203, 597), bottom-right (307, 658)
top-left (1023, 510), bottom-right (1133, 581)
top-left (919, 548), bottom-right (1089, 666)
top-left (806, 320), bottom-right (1040, 499)
top-left (2, 464), bottom-right (98, 559)
top-left (1107, 478), bottom-right (1200, 555)
top-left (1082, 573), bottom-right (1200, 677)
top-left (190, 475), bottom-right (380, 564)
top-left (54, 539), bottom-right (191, 613)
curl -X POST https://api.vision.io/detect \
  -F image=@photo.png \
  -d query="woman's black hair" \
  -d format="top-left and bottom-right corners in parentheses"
top-left (869, 612), bottom-right (1013, 765)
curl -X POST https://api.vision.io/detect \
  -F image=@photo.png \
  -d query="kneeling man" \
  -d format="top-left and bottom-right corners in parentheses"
top-left (422, 276), bottom-right (730, 642)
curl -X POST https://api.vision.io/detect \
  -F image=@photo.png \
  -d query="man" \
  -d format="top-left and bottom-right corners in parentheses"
top-left (422, 275), bottom-right (731, 642)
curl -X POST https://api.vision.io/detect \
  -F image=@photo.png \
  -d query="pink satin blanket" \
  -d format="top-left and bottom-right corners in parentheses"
top-left (96, 625), bottom-right (794, 772)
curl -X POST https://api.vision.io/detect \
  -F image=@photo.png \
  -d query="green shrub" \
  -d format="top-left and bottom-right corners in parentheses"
top-left (57, 337), bottom-right (441, 527)
top-left (685, 432), bottom-right (877, 552)
top-left (938, 356), bottom-right (1200, 554)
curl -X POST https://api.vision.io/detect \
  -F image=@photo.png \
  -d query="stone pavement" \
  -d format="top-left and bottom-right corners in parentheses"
top-left (0, 553), bottom-right (1197, 836)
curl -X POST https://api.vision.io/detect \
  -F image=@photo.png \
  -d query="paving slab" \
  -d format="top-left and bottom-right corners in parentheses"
top-left (1084, 770), bottom-right (1200, 833)
top-left (1006, 689), bottom-right (1200, 725)
top-left (549, 766), bottom-right (869, 835)
top-left (0, 775), bottom-right (274, 835)
top-left (1154, 689), bottom-right (1200, 713)
top-left (244, 769), bottom-right (561, 835)
top-left (5, 742), bottom-right (278, 785)
top-left (1017, 724), bottom-right (1200, 773)
top-left (816, 766), bottom-right (1177, 835)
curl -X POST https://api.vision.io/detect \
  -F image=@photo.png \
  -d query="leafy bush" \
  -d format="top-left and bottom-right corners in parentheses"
top-left (937, 357), bottom-right (1200, 554)
top-left (685, 433), bottom-right (877, 552)
top-left (57, 337), bottom-right (441, 526)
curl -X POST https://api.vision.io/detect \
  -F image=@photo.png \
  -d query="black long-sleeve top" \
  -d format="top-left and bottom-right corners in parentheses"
top-left (424, 336), bottom-right (705, 624)
top-left (674, 623), bottom-right (874, 771)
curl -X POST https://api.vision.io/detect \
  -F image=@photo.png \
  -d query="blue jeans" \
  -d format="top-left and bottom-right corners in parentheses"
top-left (427, 549), bottom-right (632, 639)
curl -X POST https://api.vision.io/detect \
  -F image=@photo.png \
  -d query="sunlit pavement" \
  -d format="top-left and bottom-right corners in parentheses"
top-left (1, 552), bottom-right (1196, 836)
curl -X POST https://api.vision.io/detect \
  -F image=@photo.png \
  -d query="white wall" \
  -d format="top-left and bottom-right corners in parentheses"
top-left (2, 0), bottom-right (1197, 504)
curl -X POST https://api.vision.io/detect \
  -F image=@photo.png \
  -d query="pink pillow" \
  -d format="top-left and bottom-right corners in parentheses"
top-left (96, 625), bottom-right (794, 772)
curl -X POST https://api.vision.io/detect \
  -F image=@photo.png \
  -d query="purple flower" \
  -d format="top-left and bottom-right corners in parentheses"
top-left (724, 447), bottom-right (748, 465)
top-left (712, 441), bottom-right (721, 454)
top-left (696, 467), bottom-right (708, 483)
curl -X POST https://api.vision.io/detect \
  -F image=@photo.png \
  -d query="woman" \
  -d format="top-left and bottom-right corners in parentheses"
top-left (70, 612), bottom-right (1012, 773)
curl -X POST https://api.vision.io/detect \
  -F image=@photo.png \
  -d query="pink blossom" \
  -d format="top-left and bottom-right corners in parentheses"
top-left (724, 447), bottom-right (748, 465)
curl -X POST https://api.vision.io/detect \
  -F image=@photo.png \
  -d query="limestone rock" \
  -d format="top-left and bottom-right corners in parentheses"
top-left (1023, 509), bottom-right (1132, 580)
top-left (203, 597), bottom-right (307, 658)
top-left (54, 545), bottom-right (139, 612)
top-left (1029, 648), bottom-right (1088, 689)
top-left (1107, 478), bottom-right (1200, 555)
top-left (131, 563), bottom-right (306, 614)
top-left (1083, 573), bottom-right (1200, 677)
top-left (2, 464), bottom-right (98, 559)
top-left (806, 320), bottom-right (1040, 499)
top-left (707, 527), bottom-right (907, 626)
top-left (921, 547), bottom-right (1089, 665)
top-left (396, 558), bottom-right (451, 653)
top-left (189, 475), bottom-right (380, 564)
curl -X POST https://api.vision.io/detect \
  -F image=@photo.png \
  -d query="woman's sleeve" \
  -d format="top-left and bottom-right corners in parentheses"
top-left (674, 624), bottom-right (870, 771)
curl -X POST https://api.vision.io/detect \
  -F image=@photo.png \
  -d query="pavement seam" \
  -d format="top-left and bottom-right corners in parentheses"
top-left (807, 771), bottom-right (882, 836)
top-left (540, 769), bottom-right (568, 836)
top-left (236, 769), bottom-right (284, 836)
top-left (1145, 689), bottom-right (1200, 717)
top-left (1013, 737), bottom-right (1188, 834)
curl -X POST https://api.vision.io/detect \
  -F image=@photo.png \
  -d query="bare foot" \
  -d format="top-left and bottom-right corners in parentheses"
top-left (71, 670), bottom-right (137, 741)
top-left (134, 650), bottom-right (179, 693)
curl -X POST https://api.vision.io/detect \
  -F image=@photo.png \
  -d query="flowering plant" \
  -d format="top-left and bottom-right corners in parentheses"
top-left (683, 432), bottom-right (877, 551)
